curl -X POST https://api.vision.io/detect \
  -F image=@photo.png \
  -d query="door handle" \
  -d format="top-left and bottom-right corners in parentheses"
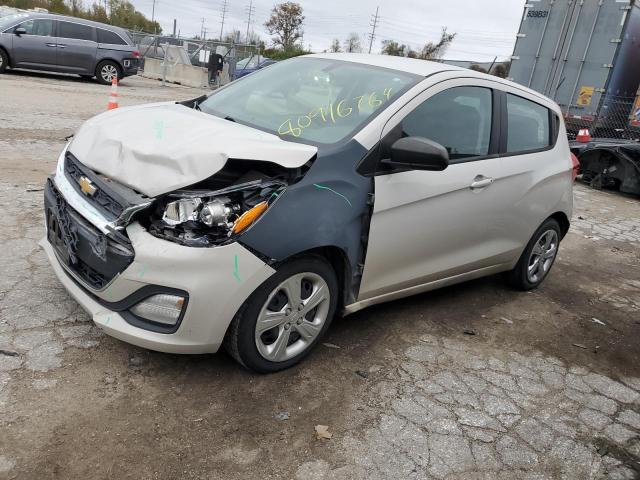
top-left (470, 176), bottom-right (494, 190)
top-left (58, 44), bottom-right (66, 48)
top-left (46, 43), bottom-right (57, 47)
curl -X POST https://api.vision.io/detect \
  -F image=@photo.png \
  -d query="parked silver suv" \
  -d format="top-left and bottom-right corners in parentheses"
top-left (0, 12), bottom-right (139, 84)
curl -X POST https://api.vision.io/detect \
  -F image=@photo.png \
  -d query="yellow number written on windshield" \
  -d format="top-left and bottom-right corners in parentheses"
top-left (278, 88), bottom-right (394, 138)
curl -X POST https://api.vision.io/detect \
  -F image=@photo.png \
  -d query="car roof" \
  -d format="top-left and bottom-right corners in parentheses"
top-left (17, 12), bottom-right (129, 35)
top-left (306, 53), bottom-right (467, 77)
top-left (307, 53), bottom-right (557, 109)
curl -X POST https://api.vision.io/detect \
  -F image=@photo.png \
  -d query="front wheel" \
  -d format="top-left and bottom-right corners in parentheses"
top-left (507, 218), bottom-right (561, 291)
top-left (224, 256), bottom-right (338, 373)
top-left (95, 60), bottom-right (121, 85)
top-left (0, 49), bottom-right (8, 73)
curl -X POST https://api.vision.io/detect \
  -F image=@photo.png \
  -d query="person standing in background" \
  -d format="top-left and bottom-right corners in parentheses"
top-left (208, 50), bottom-right (224, 88)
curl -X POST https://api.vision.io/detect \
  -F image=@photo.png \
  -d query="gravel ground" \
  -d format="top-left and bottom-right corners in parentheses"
top-left (0, 70), bottom-right (639, 480)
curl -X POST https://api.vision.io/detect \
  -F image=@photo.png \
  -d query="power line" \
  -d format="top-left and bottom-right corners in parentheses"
top-left (245, 0), bottom-right (256, 44)
top-left (219, 0), bottom-right (229, 41)
top-left (368, 6), bottom-right (380, 54)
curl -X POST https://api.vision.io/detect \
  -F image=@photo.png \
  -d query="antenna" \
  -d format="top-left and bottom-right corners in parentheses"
top-left (368, 6), bottom-right (380, 54)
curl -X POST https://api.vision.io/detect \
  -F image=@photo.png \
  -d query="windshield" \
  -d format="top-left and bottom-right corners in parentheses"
top-left (0, 13), bottom-right (28, 31)
top-left (200, 57), bottom-right (421, 145)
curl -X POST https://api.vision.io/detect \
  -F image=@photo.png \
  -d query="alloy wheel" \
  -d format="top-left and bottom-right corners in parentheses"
top-left (101, 64), bottom-right (118, 83)
top-left (255, 272), bottom-right (330, 362)
top-left (527, 229), bottom-right (558, 284)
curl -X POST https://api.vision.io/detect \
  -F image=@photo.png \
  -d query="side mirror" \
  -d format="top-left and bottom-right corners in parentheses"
top-left (385, 137), bottom-right (449, 171)
top-left (14, 27), bottom-right (27, 36)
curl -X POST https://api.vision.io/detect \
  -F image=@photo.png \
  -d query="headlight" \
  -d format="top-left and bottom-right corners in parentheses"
top-left (150, 180), bottom-right (285, 247)
top-left (162, 198), bottom-right (202, 225)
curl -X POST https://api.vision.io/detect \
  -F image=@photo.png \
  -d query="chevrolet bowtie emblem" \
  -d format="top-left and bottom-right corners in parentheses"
top-left (78, 176), bottom-right (97, 196)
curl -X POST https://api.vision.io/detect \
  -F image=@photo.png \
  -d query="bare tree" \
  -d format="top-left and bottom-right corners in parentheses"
top-left (264, 2), bottom-right (305, 50)
top-left (330, 38), bottom-right (342, 53)
top-left (418, 28), bottom-right (456, 60)
top-left (344, 33), bottom-right (361, 53)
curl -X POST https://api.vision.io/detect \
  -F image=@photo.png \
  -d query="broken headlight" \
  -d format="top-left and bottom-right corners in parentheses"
top-left (149, 180), bottom-right (284, 247)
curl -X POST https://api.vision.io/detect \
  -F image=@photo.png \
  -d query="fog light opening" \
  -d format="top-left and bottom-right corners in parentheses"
top-left (129, 294), bottom-right (186, 326)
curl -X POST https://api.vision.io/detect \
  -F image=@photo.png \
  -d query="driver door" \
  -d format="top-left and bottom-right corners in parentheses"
top-left (12, 18), bottom-right (57, 69)
top-left (358, 79), bottom-right (518, 302)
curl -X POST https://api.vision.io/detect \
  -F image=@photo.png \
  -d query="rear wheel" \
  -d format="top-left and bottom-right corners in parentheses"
top-left (507, 218), bottom-right (561, 291)
top-left (224, 256), bottom-right (338, 373)
top-left (0, 49), bottom-right (8, 73)
top-left (95, 60), bottom-right (121, 85)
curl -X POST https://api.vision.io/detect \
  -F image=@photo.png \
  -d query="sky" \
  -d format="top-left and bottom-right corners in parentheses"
top-left (128, 0), bottom-right (525, 62)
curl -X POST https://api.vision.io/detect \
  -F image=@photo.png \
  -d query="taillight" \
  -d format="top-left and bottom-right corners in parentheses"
top-left (571, 153), bottom-right (580, 182)
top-left (132, 50), bottom-right (140, 58)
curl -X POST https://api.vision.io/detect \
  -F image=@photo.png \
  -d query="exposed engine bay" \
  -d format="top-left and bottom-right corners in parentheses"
top-left (144, 159), bottom-right (309, 247)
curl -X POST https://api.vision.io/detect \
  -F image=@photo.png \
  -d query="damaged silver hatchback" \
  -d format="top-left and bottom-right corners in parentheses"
top-left (42, 54), bottom-right (574, 372)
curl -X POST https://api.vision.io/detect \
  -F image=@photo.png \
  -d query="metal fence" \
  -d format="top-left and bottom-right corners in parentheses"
top-left (565, 95), bottom-right (640, 141)
top-left (127, 31), bottom-right (261, 77)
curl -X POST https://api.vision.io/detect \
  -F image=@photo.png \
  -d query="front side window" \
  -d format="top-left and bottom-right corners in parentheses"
top-left (0, 13), bottom-right (29, 31)
top-left (14, 19), bottom-right (54, 37)
top-left (506, 94), bottom-right (550, 153)
top-left (200, 57), bottom-right (421, 145)
top-left (58, 21), bottom-right (94, 41)
top-left (97, 28), bottom-right (126, 45)
top-left (400, 86), bottom-right (493, 160)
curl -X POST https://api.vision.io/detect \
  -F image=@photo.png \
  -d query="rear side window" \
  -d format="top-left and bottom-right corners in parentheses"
top-left (506, 94), bottom-right (550, 153)
top-left (401, 86), bottom-right (493, 160)
top-left (97, 28), bottom-right (127, 45)
top-left (59, 21), bottom-right (94, 41)
top-left (15, 19), bottom-right (54, 36)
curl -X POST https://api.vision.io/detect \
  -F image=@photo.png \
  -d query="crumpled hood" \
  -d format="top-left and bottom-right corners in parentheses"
top-left (68, 102), bottom-right (318, 197)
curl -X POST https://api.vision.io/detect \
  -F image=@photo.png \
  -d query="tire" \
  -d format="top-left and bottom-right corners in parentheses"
top-left (224, 255), bottom-right (338, 373)
top-left (507, 218), bottom-right (561, 291)
top-left (95, 60), bottom-right (122, 85)
top-left (0, 48), bottom-right (8, 73)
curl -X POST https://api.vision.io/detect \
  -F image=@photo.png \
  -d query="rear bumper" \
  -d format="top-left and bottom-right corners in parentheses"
top-left (121, 58), bottom-right (139, 76)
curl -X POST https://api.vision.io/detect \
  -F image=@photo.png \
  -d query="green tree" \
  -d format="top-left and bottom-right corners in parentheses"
top-left (265, 2), bottom-right (304, 50)
top-left (469, 64), bottom-right (488, 73)
top-left (381, 40), bottom-right (407, 57)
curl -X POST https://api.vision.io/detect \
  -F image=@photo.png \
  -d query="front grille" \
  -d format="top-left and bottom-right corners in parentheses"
top-left (64, 153), bottom-right (124, 220)
top-left (45, 179), bottom-right (135, 290)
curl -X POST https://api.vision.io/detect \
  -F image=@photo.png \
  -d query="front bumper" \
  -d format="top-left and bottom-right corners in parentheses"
top-left (42, 165), bottom-right (276, 353)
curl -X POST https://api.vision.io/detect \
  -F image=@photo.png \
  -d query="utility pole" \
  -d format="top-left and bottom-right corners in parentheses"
top-left (245, 0), bottom-right (255, 44)
top-left (368, 6), bottom-right (380, 54)
top-left (172, 19), bottom-right (177, 37)
top-left (151, 0), bottom-right (157, 34)
top-left (201, 17), bottom-right (205, 39)
top-left (219, 0), bottom-right (229, 41)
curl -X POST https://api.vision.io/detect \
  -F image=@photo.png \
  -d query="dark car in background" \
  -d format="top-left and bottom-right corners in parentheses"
top-left (0, 12), bottom-right (139, 84)
top-left (233, 57), bottom-right (276, 80)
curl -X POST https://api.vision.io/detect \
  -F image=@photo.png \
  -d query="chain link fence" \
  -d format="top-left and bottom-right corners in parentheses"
top-left (127, 31), bottom-right (262, 80)
top-left (566, 94), bottom-right (640, 141)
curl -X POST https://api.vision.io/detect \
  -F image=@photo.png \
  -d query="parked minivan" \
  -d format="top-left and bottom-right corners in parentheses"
top-left (0, 12), bottom-right (139, 84)
top-left (41, 54), bottom-right (574, 372)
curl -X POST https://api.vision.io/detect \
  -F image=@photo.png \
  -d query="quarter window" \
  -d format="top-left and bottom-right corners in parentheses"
top-left (58, 21), bottom-right (94, 41)
top-left (400, 87), bottom-right (493, 160)
top-left (15, 19), bottom-right (54, 37)
top-left (506, 94), bottom-right (550, 153)
top-left (97, 29), bottom-right (127, 45)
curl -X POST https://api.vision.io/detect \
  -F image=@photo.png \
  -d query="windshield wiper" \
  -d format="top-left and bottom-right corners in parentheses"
top-left (224, 116), bottom-right (236, 123)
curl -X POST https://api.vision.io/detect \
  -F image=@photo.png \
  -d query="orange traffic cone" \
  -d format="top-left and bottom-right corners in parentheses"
top-left (107, 77), bottom-right (119, 110)
top-left (576, 128), bottom-right (591, 143)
